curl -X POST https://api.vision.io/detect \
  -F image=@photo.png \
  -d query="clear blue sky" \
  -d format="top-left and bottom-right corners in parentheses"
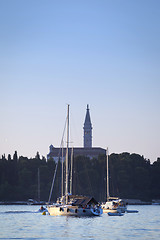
top-left (0, 0), bottom-right (160, 162)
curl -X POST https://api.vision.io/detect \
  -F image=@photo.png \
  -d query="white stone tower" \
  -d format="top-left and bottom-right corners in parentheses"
top-left (83, 104), bottom-right (92, 148)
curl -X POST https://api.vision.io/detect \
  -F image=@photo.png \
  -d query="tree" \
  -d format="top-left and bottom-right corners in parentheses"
top-left (13, 151), bottom-right (18, 163)
top-left (0, 151), bottom-right (160, 201)
top-left (35, 152), bottom-right (40, 160)
top-left (8, 154), bottom-right (12, 161)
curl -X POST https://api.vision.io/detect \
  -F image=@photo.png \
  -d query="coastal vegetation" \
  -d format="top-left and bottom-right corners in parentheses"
top-left (0, 151), bottom-right (160, 202)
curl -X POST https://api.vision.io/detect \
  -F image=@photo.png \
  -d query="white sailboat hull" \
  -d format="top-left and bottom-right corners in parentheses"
top-left (102, 208), bottom-right (119, 213)
top-left (102, 206), bottom-right (126, 213)
top-left (47, 205), bottom-right (103, 217)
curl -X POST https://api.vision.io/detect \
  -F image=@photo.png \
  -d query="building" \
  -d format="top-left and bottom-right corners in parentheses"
top-left (47, 105), bottom-right (106, 161)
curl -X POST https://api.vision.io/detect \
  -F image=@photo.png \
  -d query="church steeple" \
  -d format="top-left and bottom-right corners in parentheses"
top-left (83, 104), bottom-right (92, 148)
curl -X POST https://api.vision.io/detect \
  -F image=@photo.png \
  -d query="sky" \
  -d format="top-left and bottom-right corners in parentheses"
top-left (0, 0), bottom-right (160, 163)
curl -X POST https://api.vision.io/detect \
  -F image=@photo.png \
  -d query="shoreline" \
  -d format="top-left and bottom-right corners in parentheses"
top-left (1, 199), bottom-right (160, 205)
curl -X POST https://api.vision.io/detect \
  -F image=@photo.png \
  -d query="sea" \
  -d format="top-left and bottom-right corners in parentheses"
top-left (0, 205), bottom-right (160, 240)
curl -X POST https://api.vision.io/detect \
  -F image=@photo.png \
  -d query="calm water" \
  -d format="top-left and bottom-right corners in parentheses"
top-left (0, 205), bottom-right (160, 240)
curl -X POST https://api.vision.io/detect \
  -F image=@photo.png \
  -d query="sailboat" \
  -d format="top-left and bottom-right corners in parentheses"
top-left (47, 105), bottom-right (103, 216)
top-left (101, 148), bottom-right (127, 213)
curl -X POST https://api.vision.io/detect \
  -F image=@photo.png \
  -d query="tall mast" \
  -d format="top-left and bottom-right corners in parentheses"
top-left (61, 141), bottom-right (64, 197)
top-left (106, 147), bottom-right (109, 201)
top-left (70, 147), bottom-right (73, 195)
top-left (38, 168), bottom-right (40, 202)
top-left (65, 104), bottom-right (69, 204)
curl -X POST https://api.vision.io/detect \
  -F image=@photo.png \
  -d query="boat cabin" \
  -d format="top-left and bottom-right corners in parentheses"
top-left (68, 195), bottom-right (99, 208)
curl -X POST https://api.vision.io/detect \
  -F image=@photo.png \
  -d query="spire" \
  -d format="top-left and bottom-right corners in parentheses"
top-left (83, 104), bottom-right (92, 148)
top-left (84, 104), bottom-right (91, 126)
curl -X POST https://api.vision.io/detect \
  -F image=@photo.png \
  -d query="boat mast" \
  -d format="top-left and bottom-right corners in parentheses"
top-left (70, 147), bottom-right (73, 195)
top-left (61, 141), bottom-right (64, 197)
top-left (48, 113), bottom-right (68, 204)
top-left (65, 104), bottom-right (69, 204)
top-left (106, 147), bottom-right (110, 201)
top-left (38, 168), bottom-right (40, 202)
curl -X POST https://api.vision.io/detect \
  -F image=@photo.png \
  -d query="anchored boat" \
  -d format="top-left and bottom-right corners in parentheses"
top-left (101, 148), bottom-right (127, 213)
top-left (47, 105), bottom-right (102, 217)
top-left (48, 195), bottom-right (102, 216)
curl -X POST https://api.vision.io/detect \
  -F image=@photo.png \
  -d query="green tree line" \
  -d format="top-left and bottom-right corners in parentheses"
top-left (0, 151), bottom-right (160, 202)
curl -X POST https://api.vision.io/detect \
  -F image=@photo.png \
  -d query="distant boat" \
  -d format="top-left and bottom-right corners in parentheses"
top-left (27, 168), bottom-right (45, 206)
top-left (47, 105), bottom-right (103, 217)
top-left (101, 148), bottom-right (127, 213)
top-left (152, 202), bottom-right (160, 205)
top-left (27, 199), bottom-right (46, 205)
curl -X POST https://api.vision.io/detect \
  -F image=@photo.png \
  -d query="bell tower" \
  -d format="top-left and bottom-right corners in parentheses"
top-left (83, 104), bottom-right (92, 148)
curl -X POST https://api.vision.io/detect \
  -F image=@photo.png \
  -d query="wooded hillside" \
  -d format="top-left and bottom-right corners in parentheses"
top-left (0, 151), bottom-right (160, 202)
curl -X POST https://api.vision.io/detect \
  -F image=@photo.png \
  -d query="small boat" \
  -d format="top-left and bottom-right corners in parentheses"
top-left (102, 197), bottom-right (127, 213)
top-left (108, 211), bottom-right (124, 216)
top-left (126, 210), bottom-right (138, 213)
top-left (47, 105), bottom-right (103, 217)
top-left (152, 202), bottom-right (160, 205)
top-left (101, 148), bottom-right (127, 213)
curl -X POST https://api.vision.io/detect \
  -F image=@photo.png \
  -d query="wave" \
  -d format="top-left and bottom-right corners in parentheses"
top-left (0, 210), bottom-right (40, 214)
